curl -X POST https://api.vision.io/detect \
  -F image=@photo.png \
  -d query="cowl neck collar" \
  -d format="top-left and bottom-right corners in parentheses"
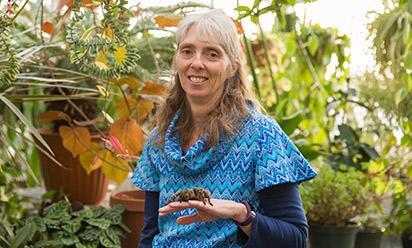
top-left (164, 111), bottom-right (225, 176)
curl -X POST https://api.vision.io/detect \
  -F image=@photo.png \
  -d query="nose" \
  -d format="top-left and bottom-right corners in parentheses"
top-left (190, 53), bottom-right (205, 70)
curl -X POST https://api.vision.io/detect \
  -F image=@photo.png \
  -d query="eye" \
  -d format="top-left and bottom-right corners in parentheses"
top-left (180, 48), bottom-right (192, 55)
top-left (207, 51), bottom-right (219, 59)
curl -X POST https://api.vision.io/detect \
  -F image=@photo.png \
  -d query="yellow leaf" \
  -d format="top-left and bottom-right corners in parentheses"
top-left (154, 15), bottom-right (179, 28)
top-left (136, 97), bottom-right (154, 123)
top-left (100, 150), bottom-right (130, 184)
top-left (114, 46), bottom-right (127, 65)
top-left (109, 118), bottom-right (144, 155)
top-left (36, 111), bottom-right (71, 124)
top-left (59, 126), bottom-right (92, 157)
top-left (110, 77), bottom-right (140, 92)
top-left (79, 142), bottom-right (103, 174)
top-left (116, 95), bottom-right (137, 118)
top-left (95, 50), bottom-right (109, 70)
top-left (104, 26), bottom-right (113, 39)
top-left (81, 0), bottom-right (100, 9)
top-left (141, 81), bottom-right (167, 96)
top-left (96, 85), bottom-right (109, 97)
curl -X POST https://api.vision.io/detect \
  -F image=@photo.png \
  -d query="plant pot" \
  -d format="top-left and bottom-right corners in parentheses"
top-left (109, 190), bottom-right (145, 248)
top-left (402, 233), bottom-right (412, 248)
top-left (354, 229), bottom-right (383, 248)
top-left (36, 128), bottom-right (109, 205)
top-left (309, 224), bottom-right (360, 248)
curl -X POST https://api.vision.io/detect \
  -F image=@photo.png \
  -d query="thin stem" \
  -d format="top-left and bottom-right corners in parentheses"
top-left (40, 0), bottom-right (44, 44)
top-left (257, 17), bottom-right (279, 103)
top-left (143, 29), bottom-right (161, 81)
top-left (242, 33), bottom-right (261, 98)
top-left (118, 85), bottom-right (131, 116)
top-left (11, 0), bottom-right (30, 22)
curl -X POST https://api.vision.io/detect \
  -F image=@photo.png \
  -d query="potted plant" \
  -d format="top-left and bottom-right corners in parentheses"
top-left (22, 0), bottom-right (166, 205)
top-left (9, 200), bottom-right (129, 247)
top-left (301, 165), bottom-right (371, 248)
top-left (109, 190), bottom-right (145, 248)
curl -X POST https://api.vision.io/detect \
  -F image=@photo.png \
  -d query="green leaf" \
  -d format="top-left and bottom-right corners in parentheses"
top-left (62, 219), bottom-right (82, 233)
top-left (401, 134), bottom-right (412, 147)
top-left (44, 200), bottom-right (71, 220)
top-left (0, 95), bottom-right (54, 156)
top-left (9, 223), bottom-right (36, 248)
top-left (86, 219), bottom-right (111, 229)
top-left (234, 6), bottom-right (251, 12)
top-left (252, 0), bottom-right (261, 8)
top-left (394, 88), bottom-right (407, 106)
top-left (405, 51), bottom-right (412, 69)
top-left (259, 5), bottom-right (276, 15)
top-left (338, 124), bottom-right (358, 144)
top-left (277, 112), bottom-right (303, 135)
top-left (297, 144), bottom-right (322, 161)
top-left (34, 239), bottom-right (64, 247)
top-left (80, 26), bottom-right (97, 40)
top-left (250, 14), bottom-right (258, 24)
top-left (99, 231), bottom-right (119, 248)
top-left (308, 34), bottom-right (319, 55)
top-left (79, 227), bottom-right (100, 242)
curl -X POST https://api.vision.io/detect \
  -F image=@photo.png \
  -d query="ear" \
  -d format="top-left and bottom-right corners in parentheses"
top-left (227, 63), bottom-right (238, 78)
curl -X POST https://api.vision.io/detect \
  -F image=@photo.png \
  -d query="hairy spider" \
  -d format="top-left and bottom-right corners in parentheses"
top-left (166, 187), bottom-right (213, 206)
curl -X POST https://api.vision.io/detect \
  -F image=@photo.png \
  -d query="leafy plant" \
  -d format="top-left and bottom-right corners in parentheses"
top-left (9, 200), bottom-right (129, 248)
top-left (301, 165), bottom-right (372, 226)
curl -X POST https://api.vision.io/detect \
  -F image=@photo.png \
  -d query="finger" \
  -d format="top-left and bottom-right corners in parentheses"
top-left (159, 205), bottom-right (187, 216)
top-left (188, 200), bottom-right (211, 210)
top-left (176, 214), bottom-right (200, 225)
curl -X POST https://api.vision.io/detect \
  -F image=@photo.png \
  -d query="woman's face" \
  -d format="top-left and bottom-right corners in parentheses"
top-left (175, 25), bottom-right (233, 104)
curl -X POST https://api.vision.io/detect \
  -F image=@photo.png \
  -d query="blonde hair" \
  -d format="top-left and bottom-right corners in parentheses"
top-left (154, 9), bottom-right (259, 147)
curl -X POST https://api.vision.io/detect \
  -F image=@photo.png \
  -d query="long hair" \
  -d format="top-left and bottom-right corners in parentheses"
top-left (154, 9), bottom-right (260, 147)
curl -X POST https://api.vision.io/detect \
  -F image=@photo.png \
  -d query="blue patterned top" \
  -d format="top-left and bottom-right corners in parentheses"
top-left (131, 107), bottom-right (317, 247)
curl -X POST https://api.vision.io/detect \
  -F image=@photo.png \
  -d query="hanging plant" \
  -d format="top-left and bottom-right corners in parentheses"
top-left (0, 15), bottom-right (19, 91)
top-left (66, 0), bottom-right (140, 79)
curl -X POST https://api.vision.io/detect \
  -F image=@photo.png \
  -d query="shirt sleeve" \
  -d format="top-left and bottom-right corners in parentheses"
top-left (138, 191), bottom-right (160, 248)
top-left (131, 130), bottom-right (160, 191)
top-left (237, 183), bottom-right (308, 248)
top-left (254, 116), bottom-right (317, 191)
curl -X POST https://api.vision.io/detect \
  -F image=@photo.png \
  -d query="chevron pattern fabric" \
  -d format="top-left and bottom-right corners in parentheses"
top-left (131, 107), bottom-right (317, 247)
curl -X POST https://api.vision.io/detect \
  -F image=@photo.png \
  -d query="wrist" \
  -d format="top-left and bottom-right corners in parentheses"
top-left (233, 202), bottom-right (248, 223)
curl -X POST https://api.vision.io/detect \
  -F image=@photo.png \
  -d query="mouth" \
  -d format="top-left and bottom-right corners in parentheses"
top-left (188, 76), bottom-right (208, 83)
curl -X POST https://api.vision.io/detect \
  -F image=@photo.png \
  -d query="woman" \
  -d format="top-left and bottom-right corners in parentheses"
top-left (131, 9), bottom-right (317, 248)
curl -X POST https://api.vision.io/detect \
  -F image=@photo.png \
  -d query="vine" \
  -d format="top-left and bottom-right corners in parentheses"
top-left (66, 0), bottom-right (140, 79)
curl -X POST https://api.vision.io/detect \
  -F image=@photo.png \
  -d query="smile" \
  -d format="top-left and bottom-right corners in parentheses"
top-left (188, 76), bottom-right (208, 83)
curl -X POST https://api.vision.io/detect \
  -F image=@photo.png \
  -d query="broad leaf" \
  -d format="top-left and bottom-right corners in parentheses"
top-left (100, 150), bottom-right (129, 184)
top-left (154, 15), bottom-right (179, 28)
top-left (136, 97), bottom-right (154, 123)
top-left (116, 95), bottom-right (136, 118)
top-left (141, 81), bottom-right (167, 95)
top-left (59, 126), bottom-right (92, 157)
top-left (36, 111), bottom-right (71, 124)
top-left (79, 142), bottom-right (103, 174)
top-left (109, 118), bottom-right (144, 155)
top-left (110, 77), bottom-right (140, 91)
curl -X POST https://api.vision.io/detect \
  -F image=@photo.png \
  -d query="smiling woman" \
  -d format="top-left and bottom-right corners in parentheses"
top-left (131, 9), bottom-right (317, 248)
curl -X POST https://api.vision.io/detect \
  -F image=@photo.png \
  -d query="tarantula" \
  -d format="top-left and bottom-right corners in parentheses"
top-left (166, 187), bottom-right (213, 206)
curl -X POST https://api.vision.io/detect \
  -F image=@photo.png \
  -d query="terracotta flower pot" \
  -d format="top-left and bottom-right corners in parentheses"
top-left (110, 190), bottom-right (145, 248)
top-left (36, 128), bottom-right (109, 205)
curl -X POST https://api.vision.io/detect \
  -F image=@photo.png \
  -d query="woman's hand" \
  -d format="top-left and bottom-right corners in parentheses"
top-left (158, 199), bottom-right (248, 225)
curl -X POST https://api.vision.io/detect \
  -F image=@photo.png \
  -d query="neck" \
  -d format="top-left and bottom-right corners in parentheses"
top-left (186, 94), bottom-right (221, 127)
